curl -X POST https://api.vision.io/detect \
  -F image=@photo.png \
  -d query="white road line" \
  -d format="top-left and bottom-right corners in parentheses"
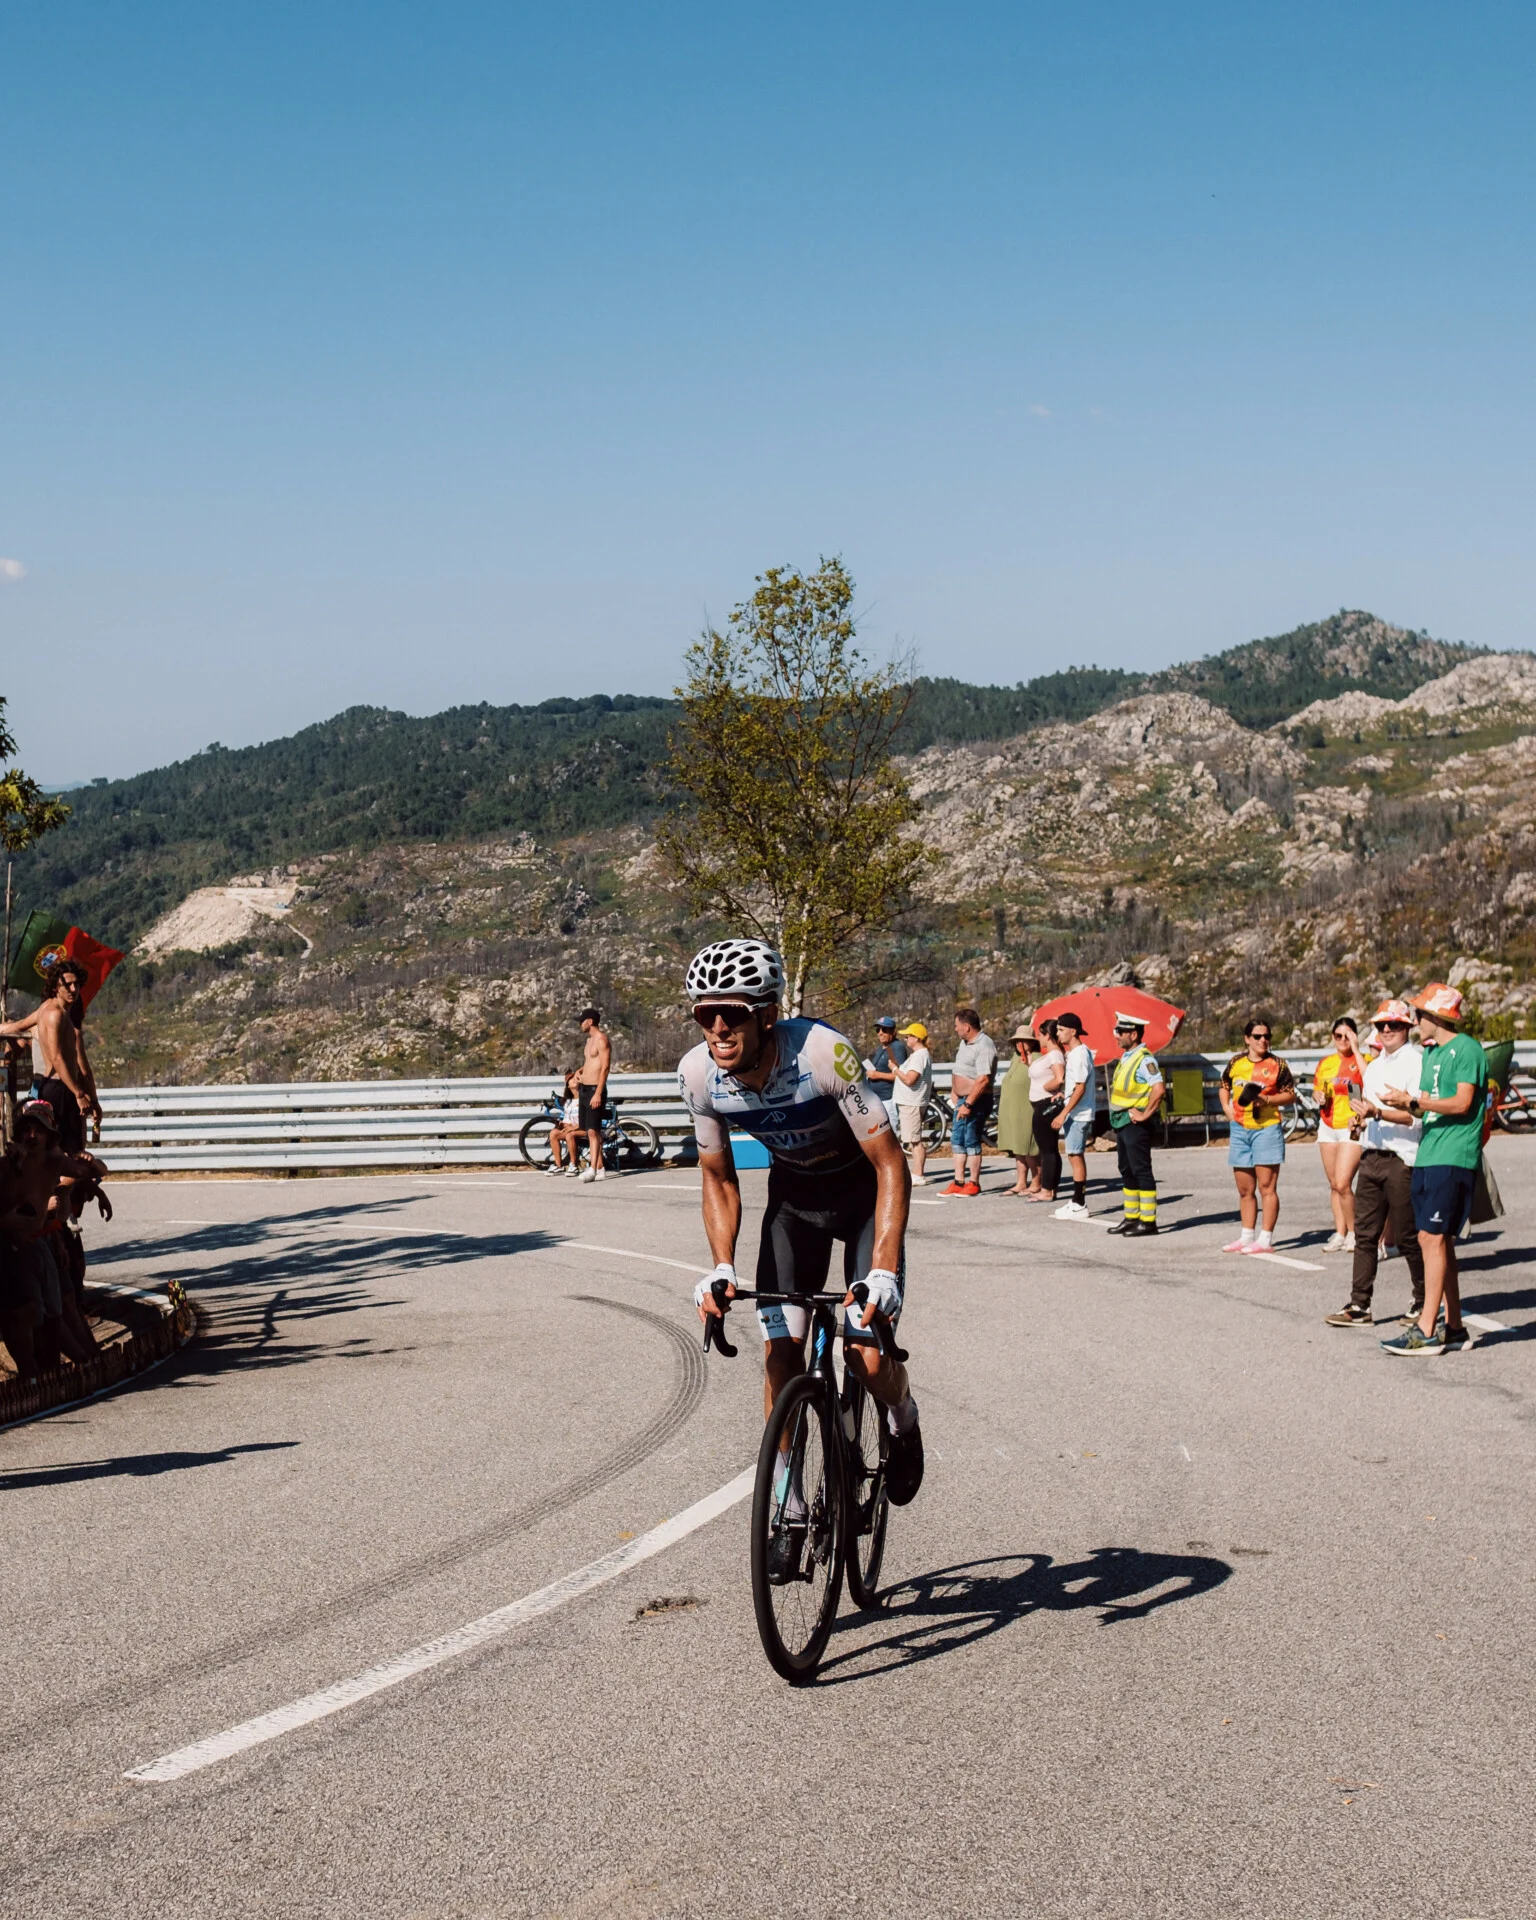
top-left (561, 1240), bottom-right (701, 1274)
top-left (126, 1467), bottom-right (755, 1785)
top-left (1463, 1313), bottom-right (1509, 1333)
top-left (1247, 1251), bottom-right (1325, 1271)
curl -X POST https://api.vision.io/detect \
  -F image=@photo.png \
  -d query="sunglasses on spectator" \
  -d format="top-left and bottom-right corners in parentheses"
top-left (1249, 1031), bottom-right (1271, 1043)
top-left (692, 1002), bottom-right (757, 1031)
top-left (1373, 1020), bottom-right (1409, 1031)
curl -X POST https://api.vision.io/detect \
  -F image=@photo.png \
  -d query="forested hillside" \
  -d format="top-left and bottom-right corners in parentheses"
top-left (9, 610), bottom-right (1486, 951)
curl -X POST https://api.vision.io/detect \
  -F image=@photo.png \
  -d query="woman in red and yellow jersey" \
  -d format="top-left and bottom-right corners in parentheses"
top-left (1314, 1016), bottom-right (1365, 1252)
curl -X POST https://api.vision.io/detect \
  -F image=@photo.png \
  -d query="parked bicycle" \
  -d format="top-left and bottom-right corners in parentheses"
top-left (702, 1276), bottom-right (898, 1683)
top-left (919, 1089), bottom-right (997, 1153)
top-left (518, 1091), bottom-right (662, 1169)
top-left (1282, 1082), bottom-right (1321, 1141)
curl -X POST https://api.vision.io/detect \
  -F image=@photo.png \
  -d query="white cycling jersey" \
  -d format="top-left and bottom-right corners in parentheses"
top-left (678, 1017), bottom-right (892, 1178)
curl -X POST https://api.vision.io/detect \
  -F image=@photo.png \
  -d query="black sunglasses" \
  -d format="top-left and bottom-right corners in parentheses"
top-left (692, 1003), bottom-right (756, 1031)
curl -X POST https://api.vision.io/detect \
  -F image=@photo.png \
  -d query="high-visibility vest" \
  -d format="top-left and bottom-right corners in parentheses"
top-left (1110, 1045), bottom-right (1156, 1112)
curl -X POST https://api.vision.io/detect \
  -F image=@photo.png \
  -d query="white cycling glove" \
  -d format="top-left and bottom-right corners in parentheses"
top-left (854, 1268), bottom-right (901, 1326)
top-left (693, 1263), bottom-right (738, 1313)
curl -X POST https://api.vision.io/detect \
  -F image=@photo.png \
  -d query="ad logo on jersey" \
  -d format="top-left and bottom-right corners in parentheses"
top-left (832, 1041), bottom-right (861, 1084)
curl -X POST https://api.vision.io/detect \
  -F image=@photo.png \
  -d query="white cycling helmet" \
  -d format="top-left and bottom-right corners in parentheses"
top-left (685, 938), bottom-right (786, 1007)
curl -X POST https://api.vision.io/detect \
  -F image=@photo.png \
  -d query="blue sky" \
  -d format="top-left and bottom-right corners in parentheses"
top-left (3, 2), bottom-right (1532, 779)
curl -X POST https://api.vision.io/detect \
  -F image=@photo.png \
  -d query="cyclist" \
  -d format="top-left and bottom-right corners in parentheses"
top-left (681, 938), bottom-right (924, 1577)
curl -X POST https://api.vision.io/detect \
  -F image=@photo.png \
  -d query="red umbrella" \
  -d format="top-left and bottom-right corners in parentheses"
top-left (1032, 985), bottom-right (1186, 1065)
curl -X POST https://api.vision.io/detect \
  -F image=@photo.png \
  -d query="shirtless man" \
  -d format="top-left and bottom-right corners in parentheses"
top-left (26, 961), bottom-right (99, 1153)
top-left (576, 1007), bottom-right (612, 1184)
top-left (0, 1101), bottom-right (108, 1377)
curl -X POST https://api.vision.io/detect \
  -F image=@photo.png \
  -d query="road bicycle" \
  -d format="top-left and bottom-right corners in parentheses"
top-left (920, 1090), bottom-right (998, 1152)
top-left (702, 1276), bottom-right (902, 1683)
top-left (1282, 1083), bottom-right (1321, 1141)
top-left (518, 1092), bottom-right (662, 1169)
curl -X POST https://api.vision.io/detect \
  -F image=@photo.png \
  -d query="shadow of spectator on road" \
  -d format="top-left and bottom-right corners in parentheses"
top-left (0, 1440), bottom-right (299, 1492)
top-left (818, 1547), bottom-right (1233, 1685)
top-left (82, 1205), bottom-right (566, 1393)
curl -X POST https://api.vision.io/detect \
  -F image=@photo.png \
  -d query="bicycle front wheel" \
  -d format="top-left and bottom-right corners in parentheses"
top-left (751, 1374), bottom-right (845, 1683)
top-left (519, 1116), bottom-right (558, 1167)
top-left (842, 1372), bottom-right (889, 1609)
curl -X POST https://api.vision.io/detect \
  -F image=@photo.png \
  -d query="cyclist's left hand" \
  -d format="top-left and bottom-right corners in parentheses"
top-left (849, 1268), bottom-right (900, 1328)
top-left (693, 1264), bottom-right (737, 1320)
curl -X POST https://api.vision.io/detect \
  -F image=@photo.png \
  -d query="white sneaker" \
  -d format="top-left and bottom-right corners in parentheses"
top-left (1053, 1200), bottom-right (1090, 1220)
top-left (544, 1163), bottom-right (561, 1176)
top-left (592, 1168), bottom-right (606, 1182)
top-left (564, 1167), bottom-right (579, 1178)
top-left (1324, 1231), bottom-right (1345, 1252)
top-left (1343, 1232), bottom-right (1356, 1252)
top-left (578, 1168), bottom-right (596, 1183)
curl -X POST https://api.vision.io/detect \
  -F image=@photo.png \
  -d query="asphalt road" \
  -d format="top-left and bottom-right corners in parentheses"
top-left (3, 1136), bottom-right (1534, 1919)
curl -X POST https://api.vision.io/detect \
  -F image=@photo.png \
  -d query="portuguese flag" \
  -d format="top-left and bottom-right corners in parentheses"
top-left (6, 908), bottom-right (124, 1007)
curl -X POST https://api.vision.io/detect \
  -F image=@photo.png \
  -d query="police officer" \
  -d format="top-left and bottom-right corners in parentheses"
top-left (1107, 1014), bottom-right (1165, 1235)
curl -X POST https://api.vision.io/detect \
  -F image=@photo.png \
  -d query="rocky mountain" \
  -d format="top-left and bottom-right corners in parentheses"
top-left (10, 615), bottom-right (1532, 1082)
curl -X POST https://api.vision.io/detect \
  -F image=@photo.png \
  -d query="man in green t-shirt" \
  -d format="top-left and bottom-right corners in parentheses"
top-left (1377, 982), bottom-right (1487, 1356)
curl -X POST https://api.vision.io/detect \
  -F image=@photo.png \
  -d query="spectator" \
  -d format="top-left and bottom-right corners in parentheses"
top-left (943, 1008), bottom-right (997, 1197)
top-left (546, 1069), bottom-right (583, 1176)
top-left (997, 1026), bottom-right (1040, 1197)
top-left (0, 1101), bottom-right (108, 1378)
top-left (1218, 1017), bottom-right (1296, 1253)
top-left (1315, 1016), bottom-right (1366, 1252)
top-left (1028, 1016), bottom-right (1066, 1203)
top-left (1325, 999), bottom-right (1425, 1328)
top-left (1378, 983), bottom-right (1485, 1355)
top-left (890, 1021), bottom-right (934, 1183)
top-left (576, 1007), bottom-right (612, 1184)
top-left (1051, 1011), bottom-right (1097, 1220)
top-left (865, 1017), bottom-right (909, 1127)
top-left (1106, 1014), bottom-right (1164, 1235)
top-left (26, 961), bottom-right (99, 1154)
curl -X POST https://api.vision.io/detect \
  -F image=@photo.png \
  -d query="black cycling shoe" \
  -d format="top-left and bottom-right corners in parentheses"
top-left (766, 1524), bottom-right (806, 1585)
top-left (886, 1421), bottom-right (924, 1506)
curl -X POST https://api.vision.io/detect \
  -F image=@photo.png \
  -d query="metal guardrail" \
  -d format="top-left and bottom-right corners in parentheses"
top-left (89, 1044), bottom-right (1535, 1173)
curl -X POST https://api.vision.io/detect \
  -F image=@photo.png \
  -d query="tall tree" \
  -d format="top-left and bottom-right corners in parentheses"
top-left (657, 558), bottom-right (926, 1014)
top-left (0, 696), bottom-right (72, 1016)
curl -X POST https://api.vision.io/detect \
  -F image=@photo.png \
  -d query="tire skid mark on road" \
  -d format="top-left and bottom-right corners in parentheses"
top-left (125, 1467), bottom-right (756, 1784)
top-left (1, 1297), bottom-right (705, 1748)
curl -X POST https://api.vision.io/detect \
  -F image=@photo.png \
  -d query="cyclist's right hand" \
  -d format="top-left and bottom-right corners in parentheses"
top-left (693, 1263), bottom-right (738, 1320)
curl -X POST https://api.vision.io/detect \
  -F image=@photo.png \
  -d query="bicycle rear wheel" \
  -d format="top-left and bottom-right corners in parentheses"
top-left (519, 1116), bottom-right (558, 1167)
top-left (751, 1374), bottom-right (845, 1683)
top-left (614, 1116), bottom-right (661, 1166)
top-left (842, 1372), bottom-right (889, 1609)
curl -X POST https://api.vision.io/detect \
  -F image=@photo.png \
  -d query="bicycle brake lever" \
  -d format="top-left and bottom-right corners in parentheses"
top-left (848, 1284), bottom-right (909, 1366)
top-left (703, 1278), bottom-right (738, 1357)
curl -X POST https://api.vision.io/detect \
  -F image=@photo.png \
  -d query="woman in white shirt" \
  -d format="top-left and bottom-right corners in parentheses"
top-left (1028, 1017), bottom-right (1067, 1202)
top-left (890, 1021), bottom-right (935, 1183)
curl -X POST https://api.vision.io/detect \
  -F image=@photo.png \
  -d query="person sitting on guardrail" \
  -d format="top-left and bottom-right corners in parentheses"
top-left (547, 1069), bottom-right (584, 1177)
top-left (0, 1101), bottom-right (109, 1379)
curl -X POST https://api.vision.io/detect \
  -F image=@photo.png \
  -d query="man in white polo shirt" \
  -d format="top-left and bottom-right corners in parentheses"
top-left (1052, 1011), bottom-right (1097, 1219)
top-left (1325, 998), bottom-right (1425, 1328)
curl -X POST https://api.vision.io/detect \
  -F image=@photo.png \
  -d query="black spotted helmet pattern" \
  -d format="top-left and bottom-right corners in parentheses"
top-left (685, 938), bottom-right (786, 1007)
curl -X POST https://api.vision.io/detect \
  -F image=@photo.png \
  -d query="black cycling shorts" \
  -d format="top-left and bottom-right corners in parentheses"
top-left (753, 1159), bottom-right (902, 1344)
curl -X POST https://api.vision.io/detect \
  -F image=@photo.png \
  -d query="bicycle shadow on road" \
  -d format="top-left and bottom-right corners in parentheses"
top-left (816, 1547), bottom-right (1233, 1685)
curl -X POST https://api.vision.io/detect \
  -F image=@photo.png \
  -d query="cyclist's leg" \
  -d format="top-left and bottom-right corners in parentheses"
top-left (755, 1191), bottom-right (833, 1423)
top-left (840, 1203), bottom-right (910, 1412)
